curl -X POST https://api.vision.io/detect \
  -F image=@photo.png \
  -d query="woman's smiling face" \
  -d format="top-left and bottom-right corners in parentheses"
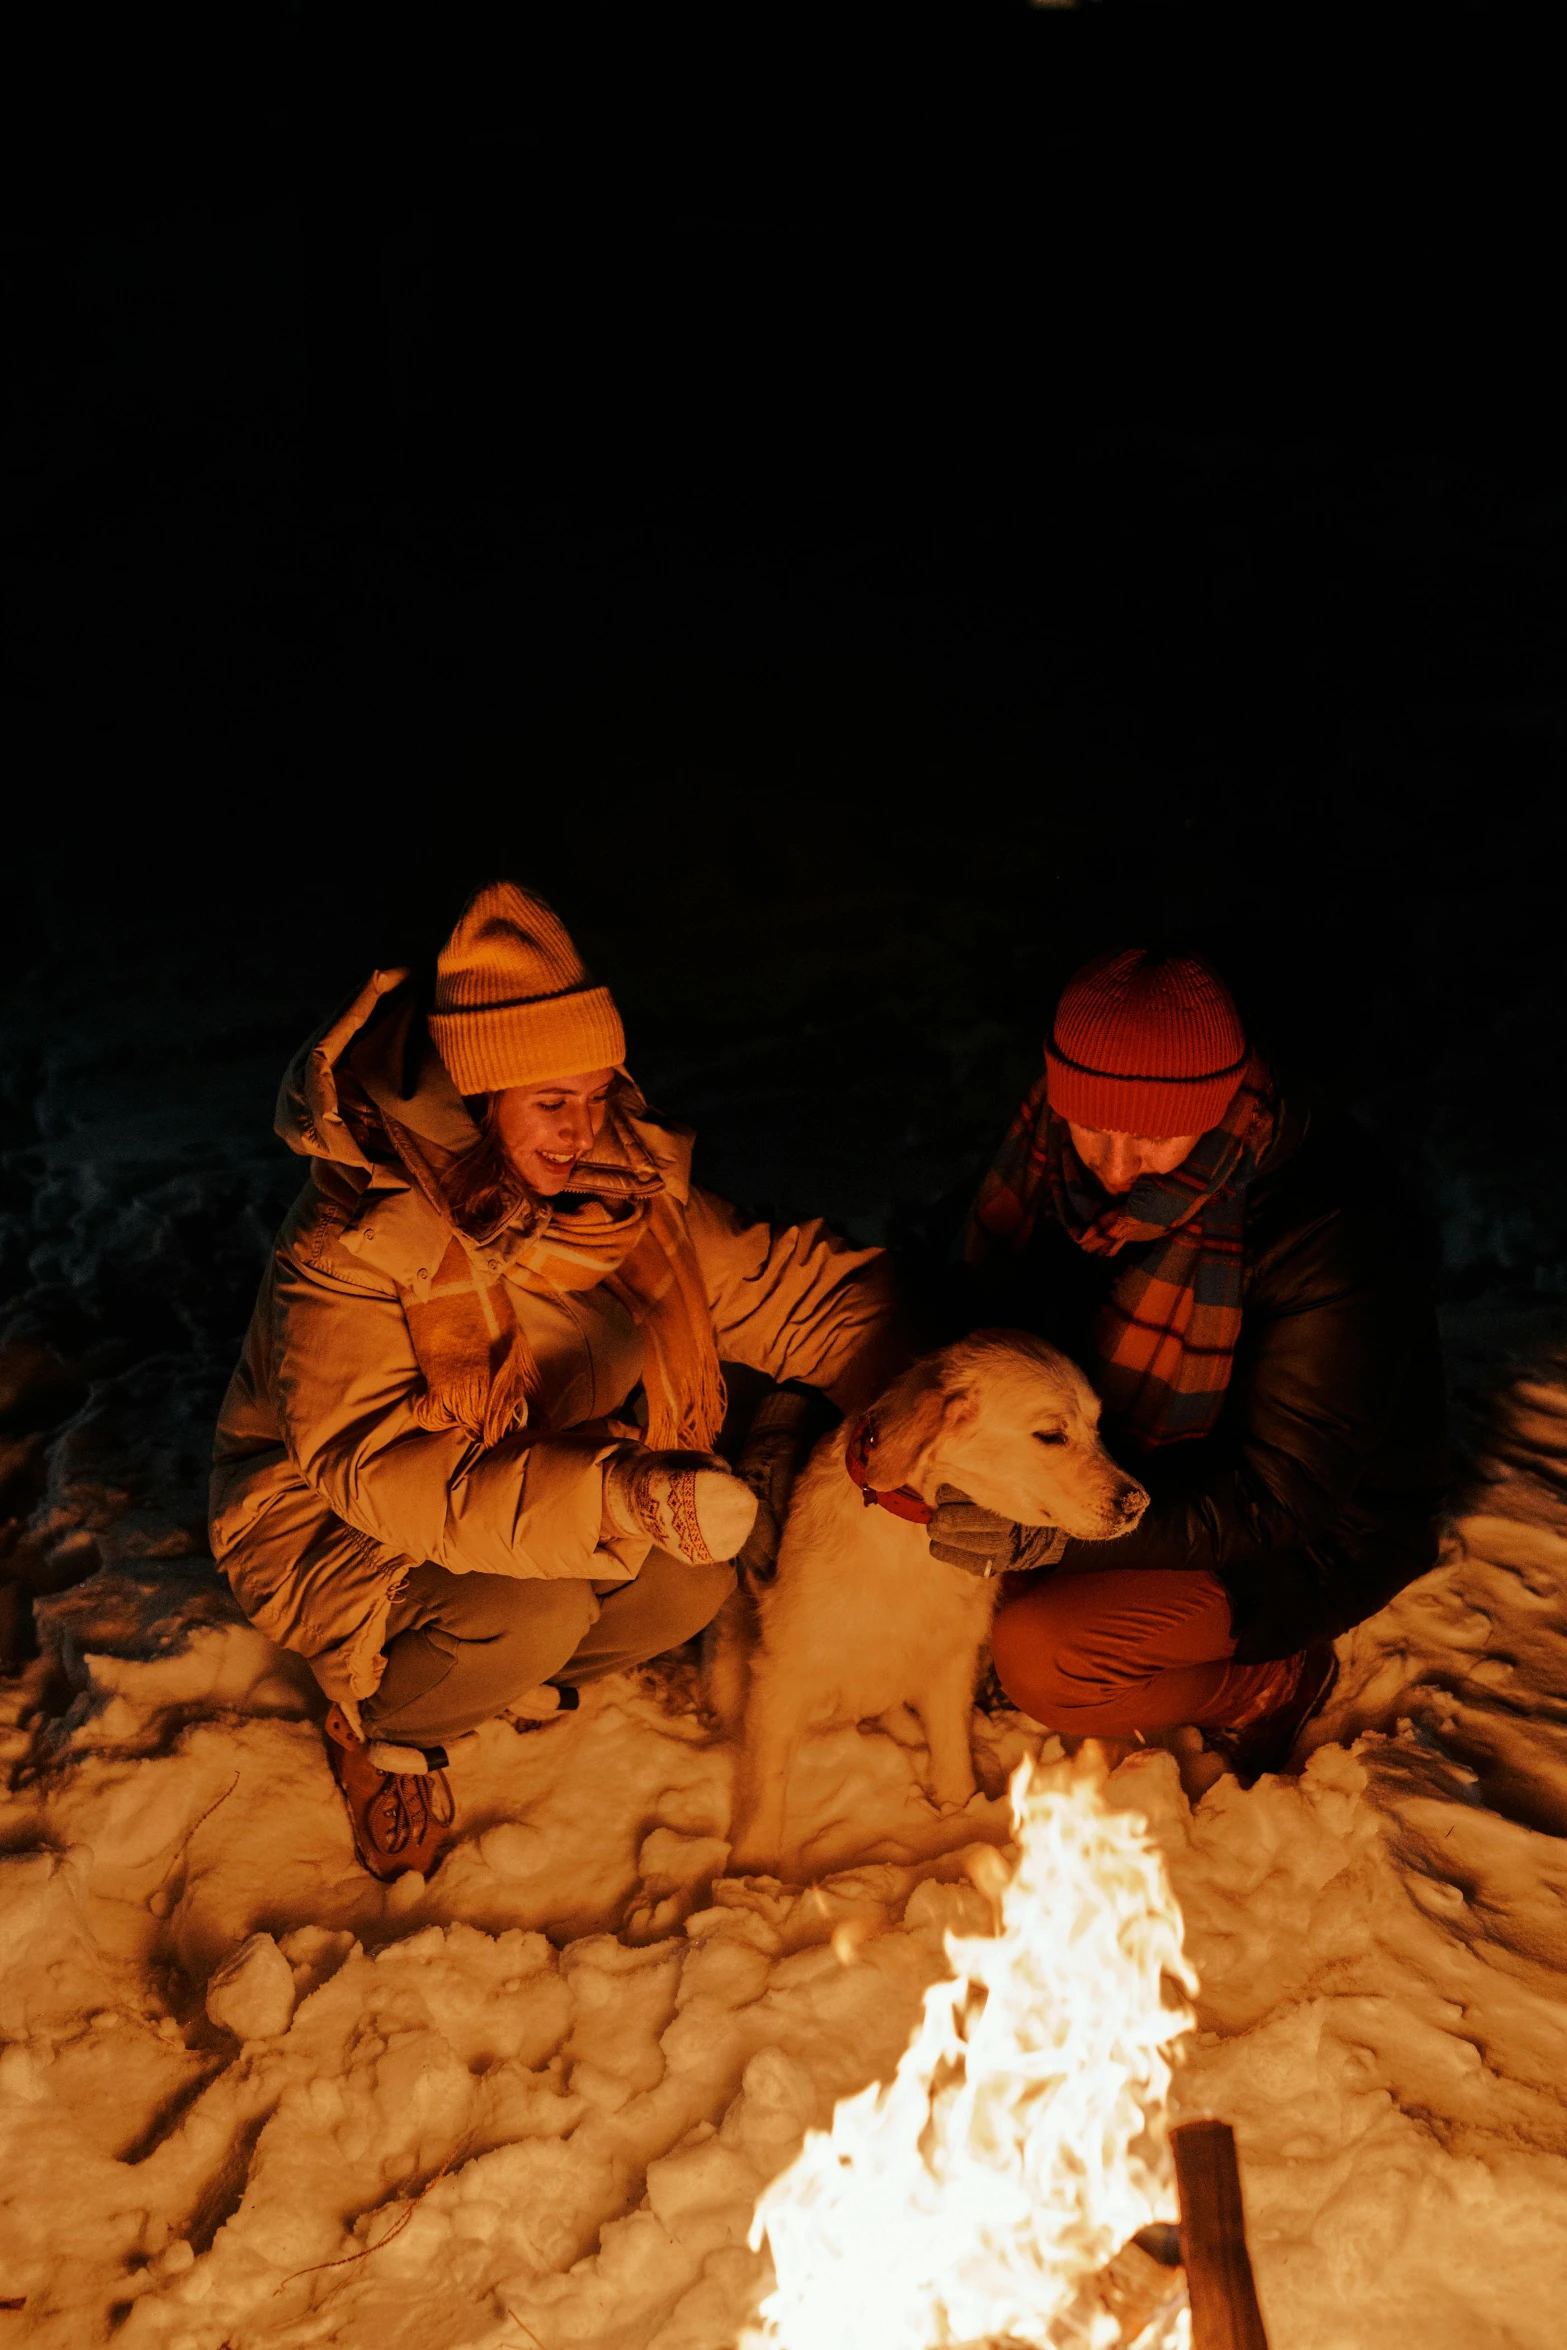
top-left (493, 1068), bottom-right (617, 1196)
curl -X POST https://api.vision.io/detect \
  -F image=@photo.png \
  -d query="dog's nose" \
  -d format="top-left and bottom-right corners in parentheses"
top-left (1119, 1482), bottom-right (1150, 1522)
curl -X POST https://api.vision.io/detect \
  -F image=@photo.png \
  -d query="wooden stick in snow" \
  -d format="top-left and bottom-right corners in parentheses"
top-left (1170, 2119), bottom-right (1270, 2350)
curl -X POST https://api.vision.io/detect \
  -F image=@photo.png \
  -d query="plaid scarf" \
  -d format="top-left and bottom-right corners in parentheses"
top-left (966, 1055), bottom-right (1276, 1446)
top-left (379, 1085), bottom-right (725, 1454)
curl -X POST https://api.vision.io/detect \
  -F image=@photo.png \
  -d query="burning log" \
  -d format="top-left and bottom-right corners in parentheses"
top-left (1093, 2220), bottom-right (1183, 2345)
top-left (1170, 2120), bottom-right (1270, 2350)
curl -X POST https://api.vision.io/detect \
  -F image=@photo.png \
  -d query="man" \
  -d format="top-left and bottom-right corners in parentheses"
top-left (941, 946), bottom-right (1447, 1777)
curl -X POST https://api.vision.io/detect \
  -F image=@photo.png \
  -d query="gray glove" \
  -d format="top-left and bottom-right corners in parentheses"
top-left (927, 1486), bottom-right (1067, 1578)
top-left (734, 1382), bottom-right (836, 1583)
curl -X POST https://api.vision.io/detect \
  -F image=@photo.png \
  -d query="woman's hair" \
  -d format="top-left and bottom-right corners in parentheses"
top-left (441, 1096), bottom-right (530, 1242)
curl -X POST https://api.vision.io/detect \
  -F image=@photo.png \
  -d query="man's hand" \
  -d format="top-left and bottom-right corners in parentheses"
top-left (927, 1486), bottom-right (1066, 1578)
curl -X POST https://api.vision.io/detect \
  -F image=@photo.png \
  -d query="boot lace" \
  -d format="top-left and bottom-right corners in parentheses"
top-left (366, 1766), bottom-right (456, 1856)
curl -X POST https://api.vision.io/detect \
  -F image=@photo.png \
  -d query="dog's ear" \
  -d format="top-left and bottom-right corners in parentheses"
top-left (870, 1371), bottom-right (977, 1491)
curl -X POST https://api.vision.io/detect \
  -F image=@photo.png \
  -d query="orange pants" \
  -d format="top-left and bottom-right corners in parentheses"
top-left (991, 1566), bottom-right (1296, 1737)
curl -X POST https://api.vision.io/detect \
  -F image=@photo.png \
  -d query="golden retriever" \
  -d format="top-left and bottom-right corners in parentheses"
top-left (721, 1329), bottom-right (1148, 1876)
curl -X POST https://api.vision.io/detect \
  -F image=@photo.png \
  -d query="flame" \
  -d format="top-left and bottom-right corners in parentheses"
top-left (745, 1752), bottom-right (1196, 2350)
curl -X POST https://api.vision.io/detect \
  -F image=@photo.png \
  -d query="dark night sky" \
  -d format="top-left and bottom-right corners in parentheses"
top-left (5, 4), bottom-right (1564, 1310)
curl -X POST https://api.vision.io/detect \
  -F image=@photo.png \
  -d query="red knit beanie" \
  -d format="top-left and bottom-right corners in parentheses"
top-left (1045, 949), bottom-right (1247, 1138)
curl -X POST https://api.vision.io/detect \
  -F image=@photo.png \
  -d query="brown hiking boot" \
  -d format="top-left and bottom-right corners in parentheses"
top-left (323, 1704), bottom-right (455, 1881)
top-left (1207, 1642), bottom-right (1339, 1789)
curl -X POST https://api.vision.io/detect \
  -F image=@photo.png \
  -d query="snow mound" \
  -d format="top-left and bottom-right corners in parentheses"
top-left (204, 1933), bottom-right (297, 2043)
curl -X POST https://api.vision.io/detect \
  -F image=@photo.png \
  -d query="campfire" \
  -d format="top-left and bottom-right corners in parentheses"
top-left (744, 1752), bottom-right (1201, 2350)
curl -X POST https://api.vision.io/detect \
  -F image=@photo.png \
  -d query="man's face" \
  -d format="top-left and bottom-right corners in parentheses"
top-left (1067, 1122), bottom-right (1204, 1195)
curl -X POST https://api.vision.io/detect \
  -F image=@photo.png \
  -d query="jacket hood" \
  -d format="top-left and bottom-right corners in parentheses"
top-left (275, 968), bottom-right (422, 1174)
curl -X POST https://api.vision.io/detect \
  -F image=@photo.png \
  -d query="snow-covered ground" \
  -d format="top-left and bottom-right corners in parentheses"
top-left (4, 962), bottom-right (1567, 2349)
top-left (3, 1357), bottom-right (1567, 2350)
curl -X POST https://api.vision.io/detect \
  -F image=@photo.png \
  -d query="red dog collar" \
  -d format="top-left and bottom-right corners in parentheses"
top-left (845, 1414), bottom-right (935, 1526)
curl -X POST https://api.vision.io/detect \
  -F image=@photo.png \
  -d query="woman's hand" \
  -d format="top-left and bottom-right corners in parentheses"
top-left (601, 1446), bottom-right (759, 1567)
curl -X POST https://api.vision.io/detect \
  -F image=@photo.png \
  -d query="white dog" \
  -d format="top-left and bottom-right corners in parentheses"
top-left (723, 1329), bottom-right (1149, 1876)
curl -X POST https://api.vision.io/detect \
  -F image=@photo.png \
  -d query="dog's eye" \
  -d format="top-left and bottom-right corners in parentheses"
top-left (1033, 1430), bottom-right (1068, 1447)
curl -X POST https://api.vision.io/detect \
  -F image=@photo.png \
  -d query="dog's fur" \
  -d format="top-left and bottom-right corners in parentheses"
top-left (720, 1330), bottom-right (1149, 1876)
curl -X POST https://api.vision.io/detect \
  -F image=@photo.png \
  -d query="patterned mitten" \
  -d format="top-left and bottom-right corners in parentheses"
top-left (601, 1446), bottom-right (759, 1567)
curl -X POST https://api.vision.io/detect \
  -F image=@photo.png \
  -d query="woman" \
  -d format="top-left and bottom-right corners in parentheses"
top-left (211, 882), bottom-right (895, 1878)
top-left (954, 946), bottom-right (1447, 1779)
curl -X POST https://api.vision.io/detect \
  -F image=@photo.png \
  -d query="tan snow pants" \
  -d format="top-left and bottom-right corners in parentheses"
top-left (361, 1550), bottom-right (735, 1744)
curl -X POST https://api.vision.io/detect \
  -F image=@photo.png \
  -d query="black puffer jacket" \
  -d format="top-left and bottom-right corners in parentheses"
top-left (963, 1105), bottom-right (1449, 1661)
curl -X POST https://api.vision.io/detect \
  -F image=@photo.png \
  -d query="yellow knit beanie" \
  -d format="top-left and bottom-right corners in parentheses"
top-left (427, 882), bottom-right (626, 1093)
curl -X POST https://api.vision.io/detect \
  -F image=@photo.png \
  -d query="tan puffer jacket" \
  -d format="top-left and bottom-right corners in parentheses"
top-left (210, 970), bottom-right (893, 1716)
